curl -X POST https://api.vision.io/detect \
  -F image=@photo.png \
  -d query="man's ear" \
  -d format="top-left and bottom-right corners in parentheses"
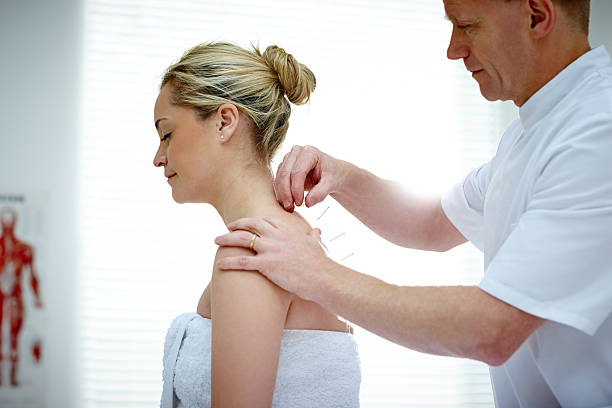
top-left (215, 103), bottom-right (240, 143)
top-left (528, 0), bottom-right (556, 39)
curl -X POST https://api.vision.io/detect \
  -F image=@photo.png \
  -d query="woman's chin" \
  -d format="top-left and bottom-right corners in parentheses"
top-left (171, 190), bottom-right (206, 204)
top-left (171, 190), bottom-right (187, 204)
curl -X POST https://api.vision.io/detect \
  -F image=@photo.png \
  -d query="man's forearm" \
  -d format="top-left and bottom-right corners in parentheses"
top-left (311, 259), bottom-right (530, 366)
top-left (330, 161), bottom-right (455, 251)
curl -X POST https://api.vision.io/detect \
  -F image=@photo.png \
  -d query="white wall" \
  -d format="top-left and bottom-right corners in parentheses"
top-left (0, 0), bottom-right (610, 407)
top-left (0, 0), bottom-right (81, 406)
top-left (591, 0), bottom-right (612, 51)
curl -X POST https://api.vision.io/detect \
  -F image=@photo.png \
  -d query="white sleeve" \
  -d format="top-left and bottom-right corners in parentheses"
top-left (479, 114), bottom-right (612, 335)
top-left (441, 161), bottom-right (491, 252)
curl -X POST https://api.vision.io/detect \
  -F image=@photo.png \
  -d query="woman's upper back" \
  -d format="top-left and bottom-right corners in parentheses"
top-left (199, 208), bottom-right (352, 333)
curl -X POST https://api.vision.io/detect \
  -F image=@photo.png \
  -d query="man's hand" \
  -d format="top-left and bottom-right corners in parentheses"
top-left (274, 145), bottom-right (347, 212)
top-left (214, 216), bottom-right (332, 301)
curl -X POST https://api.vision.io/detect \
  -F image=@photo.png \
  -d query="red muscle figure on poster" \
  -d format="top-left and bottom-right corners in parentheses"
top-left (0, 207), bottom-right (43, 387)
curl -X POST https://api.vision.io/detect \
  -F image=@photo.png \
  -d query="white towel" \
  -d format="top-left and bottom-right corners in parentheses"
top-left (161, 312), bottom-right (361, 407)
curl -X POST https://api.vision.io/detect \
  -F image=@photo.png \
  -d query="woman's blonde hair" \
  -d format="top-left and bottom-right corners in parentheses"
top-left (160, 42), bottom-right (316, 165)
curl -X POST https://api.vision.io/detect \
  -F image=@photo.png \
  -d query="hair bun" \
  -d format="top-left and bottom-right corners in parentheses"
top-left (262, 45), bottom-right (316, 105)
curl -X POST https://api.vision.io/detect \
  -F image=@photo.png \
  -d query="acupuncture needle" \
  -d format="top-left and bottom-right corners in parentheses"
top-left (317, 206), bottom-right (330, 220)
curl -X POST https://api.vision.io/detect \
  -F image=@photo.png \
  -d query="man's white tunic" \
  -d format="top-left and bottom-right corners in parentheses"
top-left (442, 46), bottom-right (612, 407)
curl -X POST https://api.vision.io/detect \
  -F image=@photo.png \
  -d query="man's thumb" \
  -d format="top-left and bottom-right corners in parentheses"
top-left (305, 181), bottom-right (329, 207)
top-left (310, 228), bottom-right (328, 252)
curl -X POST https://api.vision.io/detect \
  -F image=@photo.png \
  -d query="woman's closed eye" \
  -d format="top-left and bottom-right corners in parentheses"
top-left (161, 132), bottom-right (171, 142)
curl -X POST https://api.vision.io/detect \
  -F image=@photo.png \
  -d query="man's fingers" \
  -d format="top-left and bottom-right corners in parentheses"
top-left (305, 179), bottom-right (329, 207)
top-left (290, 170), bottom-right (307, 207)
top-left (290, 152), bottom-right (319, 207)
top-left (215, 255), bottom-right (260, 272)
top-left (310, 227), bottom-right (328, 252)
top-left (226, 217), bottom-right (274, 235)
top-left (263, 216), bottom-right (282, 229)
top-left (274, 147), bottom-right (302, 210)
top-left (214, 230), bottom-right (257, 249)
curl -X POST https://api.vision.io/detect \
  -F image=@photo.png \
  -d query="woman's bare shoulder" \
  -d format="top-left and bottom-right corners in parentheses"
top-left (211, 234), bottom-right (295, 308)
top-left (267, 207), bottom-right (313, 233)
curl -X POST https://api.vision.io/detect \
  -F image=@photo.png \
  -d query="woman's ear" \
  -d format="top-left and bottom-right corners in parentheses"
top-left (215, 103), bottom-right (240, 143)
top-left (528, 0), bottom-right (555, 39)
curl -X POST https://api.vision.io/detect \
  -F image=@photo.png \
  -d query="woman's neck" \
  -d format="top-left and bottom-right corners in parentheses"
top-left (213, 163), bottom-right (283, 226)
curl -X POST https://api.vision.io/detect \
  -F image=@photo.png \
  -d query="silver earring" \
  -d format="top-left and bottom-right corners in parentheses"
top-left (220, 134), bottom-right (224, 139)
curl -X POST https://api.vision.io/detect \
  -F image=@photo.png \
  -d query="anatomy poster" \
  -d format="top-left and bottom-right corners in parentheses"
top-left (0, 193), bottom-right (47, 408)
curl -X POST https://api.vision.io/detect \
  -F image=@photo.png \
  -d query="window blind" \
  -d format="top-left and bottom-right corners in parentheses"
top-left (79, 0), bottom-right (504, 406)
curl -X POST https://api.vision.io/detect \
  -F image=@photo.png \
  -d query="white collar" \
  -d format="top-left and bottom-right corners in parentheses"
top-left (519, 45), bottom-right (611, 130)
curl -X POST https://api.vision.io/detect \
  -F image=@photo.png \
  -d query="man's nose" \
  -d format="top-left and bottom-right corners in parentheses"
top-left (447, 27), bottom-right (469, 61)
top-left (153, 146), bottom-right (167, 167)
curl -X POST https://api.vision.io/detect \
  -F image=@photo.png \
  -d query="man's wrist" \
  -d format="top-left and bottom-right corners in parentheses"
top-left (330, 159), bottom-right (358, 202)
top-left (306, 256), bottom-right (343, 308)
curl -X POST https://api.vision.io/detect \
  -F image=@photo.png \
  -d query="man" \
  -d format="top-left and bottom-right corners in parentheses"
top-left (215, 0), bottom-right (612, 405)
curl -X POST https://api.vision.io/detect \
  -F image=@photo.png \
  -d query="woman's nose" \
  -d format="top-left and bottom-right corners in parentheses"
top-left (153, 146), bottom-right (167, 167)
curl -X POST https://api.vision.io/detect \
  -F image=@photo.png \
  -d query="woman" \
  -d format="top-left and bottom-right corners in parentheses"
top-left (155, 42), bottom-right (361, 407)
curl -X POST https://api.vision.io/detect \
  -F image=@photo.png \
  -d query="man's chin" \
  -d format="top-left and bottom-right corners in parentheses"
top-left (481, 93), bottom-right (499, 102)
top-left (478, 85), bottom-right (500, 102)
top-left (474, 77), bottom-right (503, 102)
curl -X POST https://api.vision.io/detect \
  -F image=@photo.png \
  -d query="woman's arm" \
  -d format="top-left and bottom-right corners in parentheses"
top-left (196, 281), bottom-right (211, 317)
top-left (211, 245), bottom-right (293, 407)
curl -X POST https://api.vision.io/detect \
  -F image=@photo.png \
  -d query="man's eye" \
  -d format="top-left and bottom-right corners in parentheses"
top-left (161, 133), bottom-right (171, 142)
top-left (458, 24), bottom-right (470, 30)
